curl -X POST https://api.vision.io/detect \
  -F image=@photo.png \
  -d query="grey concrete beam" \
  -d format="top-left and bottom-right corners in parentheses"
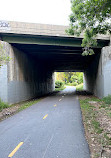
top-left (0, 33), bottom-right (109, 48)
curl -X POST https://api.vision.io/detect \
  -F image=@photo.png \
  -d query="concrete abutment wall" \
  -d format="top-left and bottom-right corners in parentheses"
top-left (84, 46), bottom-right (111, 98)
top-left (1, 40), bottom-right (111, 103)
top-left (0, 41), bottom-right (54, 104)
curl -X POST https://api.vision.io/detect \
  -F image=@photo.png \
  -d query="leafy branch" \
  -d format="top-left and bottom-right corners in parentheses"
top-left (66, 0), bottom-right (111, 55)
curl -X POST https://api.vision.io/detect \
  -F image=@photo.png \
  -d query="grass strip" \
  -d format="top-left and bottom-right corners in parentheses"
top-left (18, 99), bottom-right (41, 111)
top-left (55, 86), bottom-right (66, 91)
top-left (79, 97), bottom-right (111, 157)
top-left (0, 99), bottom-right (9, 112)
top-left (76, 83), bottom-right (83, 91)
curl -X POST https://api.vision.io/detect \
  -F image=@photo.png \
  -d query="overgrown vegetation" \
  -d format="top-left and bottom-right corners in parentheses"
top-left (0, 98), bottom-right (41, 113)
top-left (0, 98), bottom-right (42, 121)
top-left (0, 99), bottom-right (9, 112)
top-left (55, 80), bottom-right (65, 91)
top-left (55, 72), bottom-right (84, 91)
top-left (18, 99), bottom-right (41, 111)
top-left (55, 80), bottom-right (64, 88)
top-left (80, 96), bottom-right (111, 157)
top-left (76, 83), bottom-right (83, 91)
top-left (55, 86), bottom-right (66, 92)
top-left (102, 95), bottom-right (111, 105)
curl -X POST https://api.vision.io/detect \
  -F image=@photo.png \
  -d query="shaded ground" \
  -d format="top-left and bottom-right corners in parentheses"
top-left (0, 99), bottom-right (42, 122)
top-left (0, 89), bottom-right (92, 122)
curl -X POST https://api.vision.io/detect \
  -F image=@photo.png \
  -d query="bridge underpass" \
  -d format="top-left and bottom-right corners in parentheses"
top-left (11, 43), bottom-right (100, 71)
top-left (0, 21), bottom-right (110, 104)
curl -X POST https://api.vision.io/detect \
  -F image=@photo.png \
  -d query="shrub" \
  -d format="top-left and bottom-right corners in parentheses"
top-left (55, 80), bottom-right (64, 88)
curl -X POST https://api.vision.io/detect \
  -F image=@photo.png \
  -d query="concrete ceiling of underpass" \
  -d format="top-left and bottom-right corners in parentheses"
top-left (11, 43), bottom-right (101, 71)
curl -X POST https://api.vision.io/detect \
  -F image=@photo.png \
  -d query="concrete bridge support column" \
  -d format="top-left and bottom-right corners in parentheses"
top-left (84, 46), bottom-right (111, 98)
top-left (0, 41), bottom-right (55, 104)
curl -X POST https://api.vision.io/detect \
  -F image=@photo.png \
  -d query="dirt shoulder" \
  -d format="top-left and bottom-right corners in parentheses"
top-left (79, 95), bottom-right (111, 158)
top-left (0, 98), bottom-right (42, 122)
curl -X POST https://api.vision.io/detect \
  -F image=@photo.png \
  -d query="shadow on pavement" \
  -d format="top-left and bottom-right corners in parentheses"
top-left (50, 90), bottom-right (93, 97)
top-left (33, 87), bottom-right (93, 100)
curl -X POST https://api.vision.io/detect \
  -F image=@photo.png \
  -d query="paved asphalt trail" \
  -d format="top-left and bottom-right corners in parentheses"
top-left (0, 86), bottom-right (90, 158)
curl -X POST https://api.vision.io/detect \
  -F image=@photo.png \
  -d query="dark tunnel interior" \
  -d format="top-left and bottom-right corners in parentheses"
top-left (11, 43), bottom-right (101, 72)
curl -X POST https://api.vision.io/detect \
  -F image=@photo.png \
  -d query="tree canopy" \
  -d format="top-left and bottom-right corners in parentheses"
top-left (56, 72), bottom-right (83, 85)
top-left (67, 0), bottom-right (111, 55)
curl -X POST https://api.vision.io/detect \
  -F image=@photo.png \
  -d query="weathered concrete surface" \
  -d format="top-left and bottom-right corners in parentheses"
top-left (0, 41), bottom-right (9, 102)
top-left (0, 21), bottom-right (110, 40)
top-left (0, 65), bottom-right (8, 102)
top-left (0, 41), bottom-right (54, 104)
top-left (102, 46), bottom-right (111, 97)
top-left (84, 46), bottom-right (111, 98)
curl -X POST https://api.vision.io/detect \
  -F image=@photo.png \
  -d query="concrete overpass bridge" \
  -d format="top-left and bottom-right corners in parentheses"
top-left (0, 21), bottom-right (110, 104)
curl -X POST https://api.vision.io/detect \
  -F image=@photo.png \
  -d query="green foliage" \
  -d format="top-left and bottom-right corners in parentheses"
top-left (66, 82), bottom-right (78, 86)
top-left (55, 86), bottom-right (66, 92)
top-left (80, 97), bottom-right (111, 155)
top-left (55, 80), bottom-right (64, 88)
top-left (71, 74), bottom-right (78, 83)
top-left (72, 82), bottom-right (78, 86)
top-left (102, 95), bottom-right (111, 105)
top-left (77, 73), bottom-right (83, 84)
top-left (80, 98), bottom-right (103, 134)
top-left (92, 120), bottom-right (103, 134)
top-left (64, 72), bottom-right (74, 83)
top-left (55, 72), bottom-right (83, 85)
top-left (69, 72), bottom-right (83, 84)
top-left (107, 112), bottom-right (111, 117)
top-left (56, 72), bottom-right (65, 81)
top-left (0, 99), bottom-right (9, 112)
top-left (67, 0), bottom-right (111, 55)
top-left (76, 83), bottom-right (83, 90)
top-left (18, 99), bottom-right (41, 111)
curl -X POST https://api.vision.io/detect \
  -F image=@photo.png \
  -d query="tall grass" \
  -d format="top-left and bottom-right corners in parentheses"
top-left (76, 83), bottom-right (83, 91)
top-left (0, 99), bottom-right (9, 111)
top-left (102, 95), bottom-right (111, 105)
